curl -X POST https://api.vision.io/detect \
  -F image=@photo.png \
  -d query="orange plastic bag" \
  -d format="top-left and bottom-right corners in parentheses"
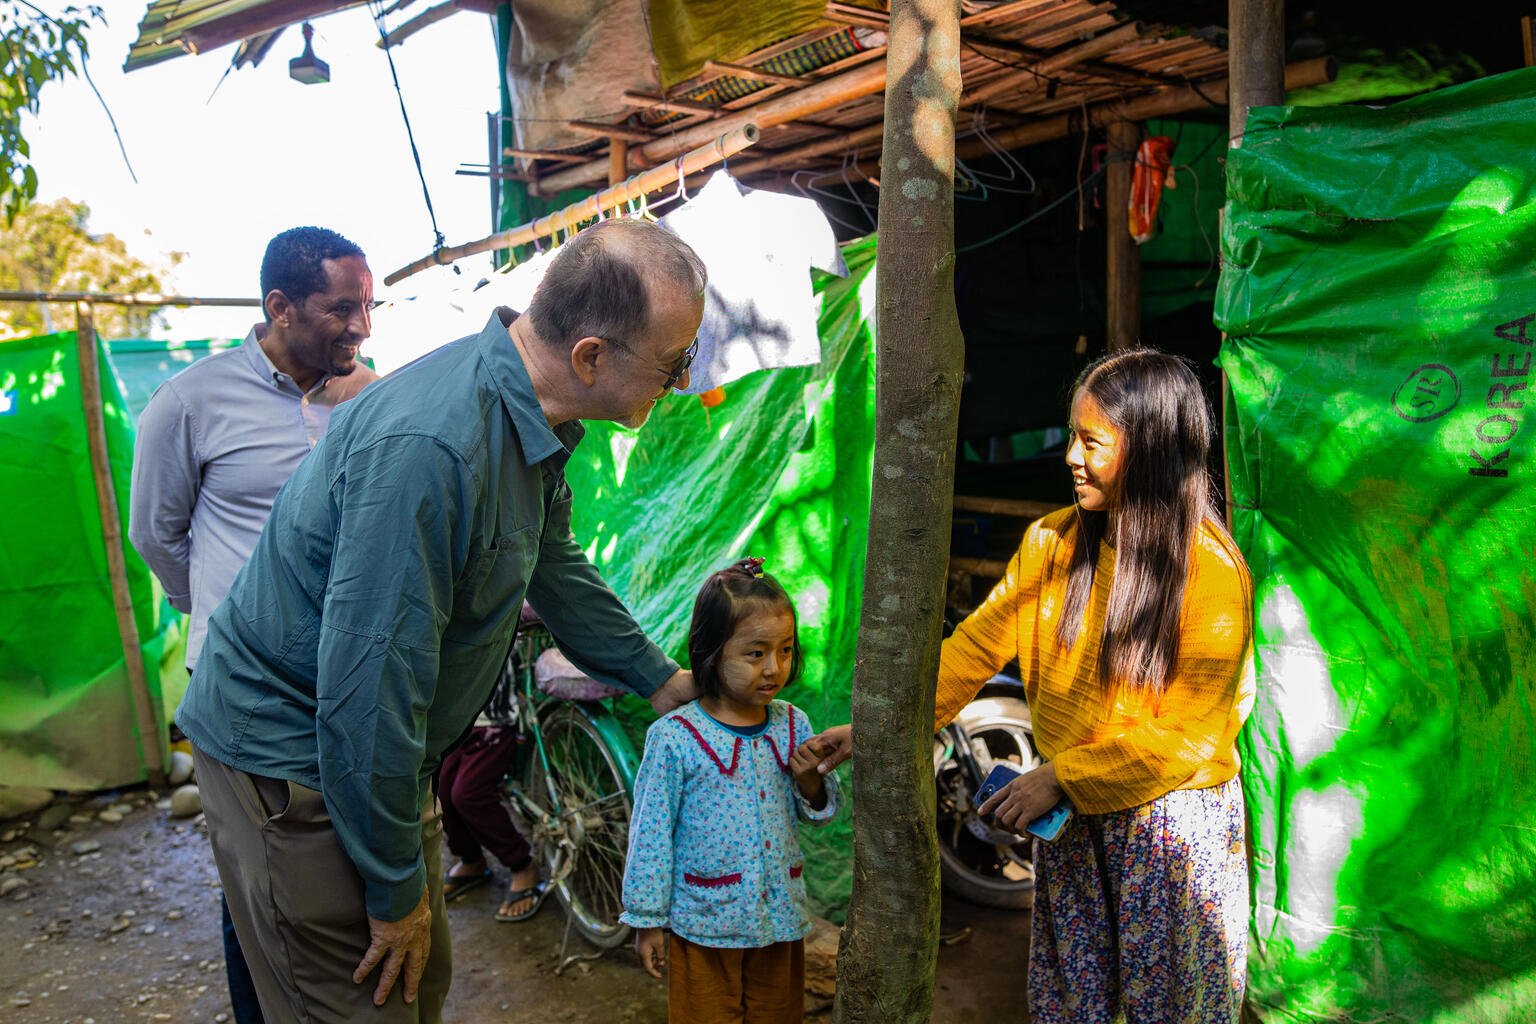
top-left (1129, 135), bottom-right (1176, 244)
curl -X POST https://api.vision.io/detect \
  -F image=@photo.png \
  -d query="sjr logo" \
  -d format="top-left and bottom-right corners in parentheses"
top-left (1391, 364), bottom-right (1461, 423)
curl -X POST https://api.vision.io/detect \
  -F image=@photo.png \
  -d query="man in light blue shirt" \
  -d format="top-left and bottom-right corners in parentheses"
top-left (177, 219), bottom-right (706, 1023)
top-left (129, 226), bottom-right (376, 1024)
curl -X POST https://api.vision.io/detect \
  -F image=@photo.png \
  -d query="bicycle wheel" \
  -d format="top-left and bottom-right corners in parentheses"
top-left (525, 704), bottom-right (634, 948)
top-left (934, 695), bottom-right (1040, 910)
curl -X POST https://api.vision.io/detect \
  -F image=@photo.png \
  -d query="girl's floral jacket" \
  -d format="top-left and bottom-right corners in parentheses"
top-left (619, 699), bottom-right (842, 948)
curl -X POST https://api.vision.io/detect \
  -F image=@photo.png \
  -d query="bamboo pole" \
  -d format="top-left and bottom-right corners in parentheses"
top-left (791, 57), bottom-right (1335, 187)
top-left (748, 56), bottom-right (1332, 186)
top-left (962, 19), bottom-right (1150, 109)
top-left (531, 60), bottom-right (888, 195)
top-left (75, 301), bottom-right (167, 790)
top-left (386, 122), bottom-right (762, 285)
top-left (1106, 119), bottom-right (1142, 352)
top-left (0, 290), bottom-right (261, 307)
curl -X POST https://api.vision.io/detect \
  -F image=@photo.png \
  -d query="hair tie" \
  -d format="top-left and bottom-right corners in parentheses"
top-left (743, 556), bottom-right (765, 577)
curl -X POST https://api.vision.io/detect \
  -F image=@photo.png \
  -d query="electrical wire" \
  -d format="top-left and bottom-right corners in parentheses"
top-left (956, 166), bottom-right (1106, 254)
top-left (370, 2), bottom-right (448, 256)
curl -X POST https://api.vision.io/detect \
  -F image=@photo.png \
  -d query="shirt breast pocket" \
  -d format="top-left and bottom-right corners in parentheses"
top-left (444, 525), bottom-right (536, 649)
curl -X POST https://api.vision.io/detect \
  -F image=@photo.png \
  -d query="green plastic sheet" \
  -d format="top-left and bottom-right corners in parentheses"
top-left (1216, 69), bottom-right (1536, 1023)
top-left (1, 332), bottom-right (185, 790)
top-left (564, 236), bottom-right (877, 917)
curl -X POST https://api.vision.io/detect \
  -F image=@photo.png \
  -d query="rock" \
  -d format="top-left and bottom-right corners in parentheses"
top-left (109, 918), bottom-right (131, 933)
top-left (0, 855), bottom-right (14, 868)
top-left (1, 829), bottom-right (15, 842)
top-left (215, 1014), bottom-right (230, 1023)
top-left (803, 915), bottom-right (840, 1013)
top-left (109, 803), bottom-right (133, 815)
top-left (68, 814), bottom-right (93, 825)
top-left (141, 923), bottom-right (157, 935)
top-left (166, 910), bottom-right (182, 921)
top-left (10, 997), bottom-right (30, 1007)
top-left (155, 799), bottom-right (172, 811)
top-left (98, 811), bottom-right (124, 824)
top-left (0, 786), bottom-right (52, 821)
top-left (169, 785), bottom-right (202, 819)
top-left (71, 840), bottom-right (101, 856)
top-left (167, 750), bottom-right (195, 786)
top-left (35, 803), bottom-right (73, 832)
top-left (0, 877), bottom-right (26, 896)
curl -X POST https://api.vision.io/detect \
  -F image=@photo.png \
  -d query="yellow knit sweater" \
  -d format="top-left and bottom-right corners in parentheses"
top-left (935, 507), bottom-right (1255, 815)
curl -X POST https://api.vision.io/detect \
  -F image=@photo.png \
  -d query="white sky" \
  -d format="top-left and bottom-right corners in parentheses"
top-left (25, 2), bottom-right (503, 339)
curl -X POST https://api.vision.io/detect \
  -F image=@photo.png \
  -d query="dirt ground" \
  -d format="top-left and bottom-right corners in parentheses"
top-left (1, 788), bottom-right (1031, 1023)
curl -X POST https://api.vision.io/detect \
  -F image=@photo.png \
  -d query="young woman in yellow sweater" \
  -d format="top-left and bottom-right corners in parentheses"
top-left (817, 348), bottom-right (1255, 1023)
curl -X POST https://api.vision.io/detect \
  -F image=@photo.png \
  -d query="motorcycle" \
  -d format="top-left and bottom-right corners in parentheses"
top-left (934, 672), bottom-right (1039, 910)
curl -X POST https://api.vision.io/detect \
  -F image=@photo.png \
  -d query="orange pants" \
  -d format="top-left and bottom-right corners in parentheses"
top-left (667, 934), bottom-right (805, 1024)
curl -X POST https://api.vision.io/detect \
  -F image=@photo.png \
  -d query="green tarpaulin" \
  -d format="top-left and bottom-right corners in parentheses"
top-left (565, 235), bottom-right (877, 917)
top-left (1216, 68), bottom-right (1536, 1022)
top-left (1, 331), bottom-right (185, 789)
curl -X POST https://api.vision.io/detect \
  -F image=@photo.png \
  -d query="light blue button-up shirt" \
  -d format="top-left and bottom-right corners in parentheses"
top-left (621, 699), bottom-right (842, 947)
top-left (128, 326), bottom-right (374, 669)
top-left (177, 308), bottom-right (679, 921)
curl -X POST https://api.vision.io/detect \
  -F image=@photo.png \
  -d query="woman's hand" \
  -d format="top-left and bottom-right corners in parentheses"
top-left (634, 927), bottom-right (667, 979)
top-left (811, 723), bottom-right (852, 774)
top-left (978, 761), bottom-right (1063, 834)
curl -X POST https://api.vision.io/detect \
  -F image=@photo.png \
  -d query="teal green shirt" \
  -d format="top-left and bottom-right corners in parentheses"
top-left (177, 308), bottom-right (678, 921)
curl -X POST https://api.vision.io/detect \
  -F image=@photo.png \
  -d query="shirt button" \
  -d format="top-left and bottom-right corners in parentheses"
top-left (373, 633), bottom-right (386, 644)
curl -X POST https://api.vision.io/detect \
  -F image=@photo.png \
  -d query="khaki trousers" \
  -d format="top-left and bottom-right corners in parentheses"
top-left (193, 746), bottom-right (452, 1023)
top-left (668, 934), bottom-right (805, 1024)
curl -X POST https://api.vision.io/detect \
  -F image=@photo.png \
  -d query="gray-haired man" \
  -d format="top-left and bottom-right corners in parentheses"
top-left (175, 219), bottom-right (706, 1022)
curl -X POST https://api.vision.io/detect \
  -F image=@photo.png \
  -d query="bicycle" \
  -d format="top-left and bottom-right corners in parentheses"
top-left (495, 619), bottom-right (641, 968)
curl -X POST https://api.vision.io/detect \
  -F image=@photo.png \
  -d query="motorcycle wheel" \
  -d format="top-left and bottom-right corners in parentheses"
top-left (934, 695), bottom-right (1040, 910)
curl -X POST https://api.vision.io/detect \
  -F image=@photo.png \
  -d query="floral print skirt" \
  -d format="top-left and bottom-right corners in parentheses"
top-left (1028, 776), bottom-right (1248, 1024)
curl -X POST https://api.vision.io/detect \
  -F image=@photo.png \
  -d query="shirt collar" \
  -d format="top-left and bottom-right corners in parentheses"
top-left (475, 306), bottom-right (583, 466)
top-left (241, 321), bottom-right (347, 398)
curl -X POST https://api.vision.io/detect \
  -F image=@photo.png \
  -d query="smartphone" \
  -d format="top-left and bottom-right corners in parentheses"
top-left (972, 762), bottom-right (1075, 842)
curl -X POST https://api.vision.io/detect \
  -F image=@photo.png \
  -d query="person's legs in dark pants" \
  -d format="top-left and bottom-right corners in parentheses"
top-left (439, 727), bottom-right (538, 918)
top-left (221, 893), bottom-right (266, 1024)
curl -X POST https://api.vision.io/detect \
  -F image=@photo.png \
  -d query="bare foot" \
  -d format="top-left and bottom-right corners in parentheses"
top-left (498, 863), bottom-right (543, 919)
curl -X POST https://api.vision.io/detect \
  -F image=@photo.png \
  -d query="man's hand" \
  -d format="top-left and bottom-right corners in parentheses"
top-left (353, 885), bottom-right (433, 1006)
top-left (978, 761), bottom-right (1063, 834)
top-left (811, 723), bottom-right (852, 775)
top-left (647, 669), bottom-right (699, 715)
top-left (635, 927), bottom-right (667, 979)
top-left (787, 738), bottom-right (831, 809)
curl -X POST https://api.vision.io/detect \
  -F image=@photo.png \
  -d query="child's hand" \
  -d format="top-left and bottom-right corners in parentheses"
top-left (635, 927), bottom-right (667, 979)
top-left (788, 738), bottom-right (830, 809)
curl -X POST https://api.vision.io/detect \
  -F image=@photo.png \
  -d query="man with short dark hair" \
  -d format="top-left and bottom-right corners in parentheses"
top-left (177, 218), bottom-right (706, 1022)
top-left (129, 225), bottom-right (377, 1024)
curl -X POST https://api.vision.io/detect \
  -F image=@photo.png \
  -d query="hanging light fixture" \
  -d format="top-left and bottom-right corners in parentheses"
top-left (289, 22), bottom-right (329, 84)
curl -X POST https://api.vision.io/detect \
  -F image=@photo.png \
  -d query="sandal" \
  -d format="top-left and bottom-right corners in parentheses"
top-left (443, 868), bottom-right (493, 902)
top-left (495, 879), bottom-right (551, 923)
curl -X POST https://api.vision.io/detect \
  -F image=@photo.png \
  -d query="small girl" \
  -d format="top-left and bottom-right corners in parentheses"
top-left (621, 558), bottom-right (842, 1024)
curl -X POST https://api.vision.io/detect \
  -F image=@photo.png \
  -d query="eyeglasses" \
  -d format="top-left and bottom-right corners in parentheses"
top-left (607, 335), bottom-right (698, 392)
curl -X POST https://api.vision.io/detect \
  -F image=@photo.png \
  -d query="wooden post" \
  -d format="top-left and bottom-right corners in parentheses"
top-left (76, 301), bottom-right (167, 790)
top-left (833, 0), bottom-right (962, 1020)
top-left (1226, 0), bottom-right (1285, 529)
top-left (608, 138), bottom-right (628, 186)
top-left (1105, 119), bottom-right (1142, 352)
top-left (1229, 0), bottom-right (1286, 146)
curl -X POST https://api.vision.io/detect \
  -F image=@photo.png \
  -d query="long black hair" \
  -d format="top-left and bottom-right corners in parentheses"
top-left (1054, 348), bottom-right (1235, 696)
top-left (687, 559), bottom-right (802, 700)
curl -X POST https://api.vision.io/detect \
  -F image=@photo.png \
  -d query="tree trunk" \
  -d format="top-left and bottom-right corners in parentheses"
top-left (1105, 119), bottom-right (1142, 353)
top-left (833, 0), bottom-right (963, 1021)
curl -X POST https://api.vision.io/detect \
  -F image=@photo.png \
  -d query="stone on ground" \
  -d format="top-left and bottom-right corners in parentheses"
top-left (0, 786), bottom-right (53, 821)
top-left (169, 786), bottom-right (202, 819)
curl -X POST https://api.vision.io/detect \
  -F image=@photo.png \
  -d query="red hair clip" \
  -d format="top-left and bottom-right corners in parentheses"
top-left (744, 556), bottom-right (766, 577)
